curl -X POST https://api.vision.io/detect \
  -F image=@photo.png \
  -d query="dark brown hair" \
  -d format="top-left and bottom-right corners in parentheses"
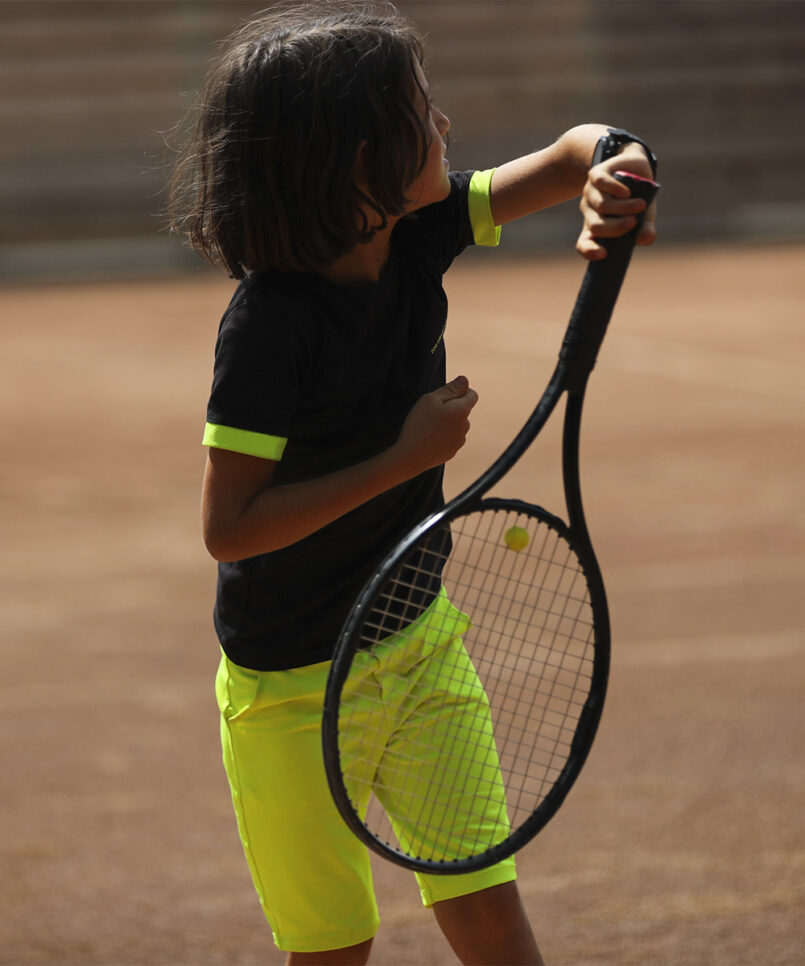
top-left (169, 2), bottom-right (431, 278)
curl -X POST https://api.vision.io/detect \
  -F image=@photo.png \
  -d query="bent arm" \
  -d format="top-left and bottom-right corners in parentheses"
top-left (489, 124), bottom-right (653, 223)
top-left (203, 445), bottom-right (413, 562)
top-left (489, 124), bottom-right (657, 258)
top-left (202, 376), bottom-right (478, 562)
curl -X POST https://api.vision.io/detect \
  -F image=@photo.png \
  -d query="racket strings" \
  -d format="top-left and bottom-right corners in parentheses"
top-left (447, 515), bottom-right (594, 808)
top-left (361, 523), bottom-right (593, 643)
top-left (336, 506), bottom-right (597, 863)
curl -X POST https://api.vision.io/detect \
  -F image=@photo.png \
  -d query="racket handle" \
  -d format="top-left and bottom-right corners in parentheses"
top-left (560, 172), bottom-right (659, 389)
top-left (609, 170), bottom-right (659, 249)
top-left (613, 170), bottom-right (659, 206)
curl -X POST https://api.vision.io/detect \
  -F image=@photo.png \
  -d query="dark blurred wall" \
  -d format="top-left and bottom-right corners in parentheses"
top-left (2, 0), bottom-right (803, 278)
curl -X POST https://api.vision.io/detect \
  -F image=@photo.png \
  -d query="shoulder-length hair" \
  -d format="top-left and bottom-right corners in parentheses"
top-left (169, 2), bottom-right (432, 278)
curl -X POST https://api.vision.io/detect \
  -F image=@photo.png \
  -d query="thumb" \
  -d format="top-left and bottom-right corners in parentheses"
top-left (636, 199), bottom-right (658, 247)
top-left (436, 374), bottom-right (470, 401)
top-left (636, 215), bottom-right (657, 247)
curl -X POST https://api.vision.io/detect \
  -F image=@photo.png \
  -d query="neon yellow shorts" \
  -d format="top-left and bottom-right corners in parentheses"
top-left (215, 594), bottom-right (516, 954)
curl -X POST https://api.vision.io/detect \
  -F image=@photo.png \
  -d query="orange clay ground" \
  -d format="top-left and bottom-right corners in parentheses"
top-left (1, 242), bottom-right (803, 965)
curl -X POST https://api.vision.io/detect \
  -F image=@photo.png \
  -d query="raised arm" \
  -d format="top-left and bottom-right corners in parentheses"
top-left (489, 123), bottom-right (658, 260)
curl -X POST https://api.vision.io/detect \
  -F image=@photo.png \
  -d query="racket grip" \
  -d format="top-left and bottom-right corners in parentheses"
top-left (559, 172), bottom-right (659, 387)
top-left (606, 170), bottom-right (659, 256)
top-left (613, 170), bottom-right (659, 212)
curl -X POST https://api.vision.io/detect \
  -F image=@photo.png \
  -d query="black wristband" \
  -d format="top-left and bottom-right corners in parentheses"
top-left (592, 127), bottom-right (658, 178)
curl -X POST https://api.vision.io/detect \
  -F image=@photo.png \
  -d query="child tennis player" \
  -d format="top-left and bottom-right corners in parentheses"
top-left (170, 3), bottom-right (656, 963)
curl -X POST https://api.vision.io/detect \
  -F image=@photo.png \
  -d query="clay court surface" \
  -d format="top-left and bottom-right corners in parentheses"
top-left (1, 243), bottom-right (803, 965)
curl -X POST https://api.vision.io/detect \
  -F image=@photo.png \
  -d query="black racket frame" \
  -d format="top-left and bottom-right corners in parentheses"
top-left (323, 172), bottom-right (659, 873)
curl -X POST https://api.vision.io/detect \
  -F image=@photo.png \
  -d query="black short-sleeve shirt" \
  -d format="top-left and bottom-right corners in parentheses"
top-left (204, 169), bottom-right (499, 670)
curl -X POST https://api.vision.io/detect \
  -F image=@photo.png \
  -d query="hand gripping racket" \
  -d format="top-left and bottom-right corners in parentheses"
top-left (323, 170), bottom-right (659, 874)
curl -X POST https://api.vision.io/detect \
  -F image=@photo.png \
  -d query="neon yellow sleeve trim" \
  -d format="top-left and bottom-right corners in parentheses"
top-left (202, 422), bottom-right (287, 460)
top-left (468, 169), bottom-right (501, 247)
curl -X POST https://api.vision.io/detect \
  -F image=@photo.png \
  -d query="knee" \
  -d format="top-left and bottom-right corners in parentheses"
top-left (432, 882), bottom-right (542, 964)
top-left (286, 936), bottom-right (374, 965)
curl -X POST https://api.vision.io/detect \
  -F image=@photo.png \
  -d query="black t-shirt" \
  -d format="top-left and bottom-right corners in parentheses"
top-left (204, 170), bottom-right (496, 670)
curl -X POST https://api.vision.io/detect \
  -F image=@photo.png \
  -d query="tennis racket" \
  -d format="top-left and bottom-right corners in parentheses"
top-left (323, 169), bottom-right (659, 874)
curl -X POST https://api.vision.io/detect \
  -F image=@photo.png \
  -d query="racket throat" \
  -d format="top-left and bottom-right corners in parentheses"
top-left (562, 389), bottom-right (610, 637)
top-left (561, 390), bottom-right (591, 541)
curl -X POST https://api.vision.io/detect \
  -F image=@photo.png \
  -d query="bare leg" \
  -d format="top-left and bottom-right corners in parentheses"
top-left (286, 937), bottom-right (373, 966)
top-left (432, 881), bottom-right (544, 966)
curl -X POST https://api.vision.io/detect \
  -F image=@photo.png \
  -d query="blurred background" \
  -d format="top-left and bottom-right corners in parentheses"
top-left (1, 0), bottom-right (804, 283)
top-left (2, 4), bottom-right (804, 965)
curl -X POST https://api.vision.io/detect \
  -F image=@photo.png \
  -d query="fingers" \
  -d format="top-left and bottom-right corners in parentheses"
top-left (432, 376), bottom-right (478, 455)
top-left (588, 171), bottom-right (648, 211)
top-left (436, 375), bottom-right (479, 412)
top-left (576, 231), bottom-right (608, 261)
top-left (636, 200), bottom-right (658, 247)
top-left (577, 167), bottom-right (657, 260)
top-left (583, 174), bottom-right (647, 232)
top-left (438, 374), bottom-right (469, 398)
top-left (394, 377), bottom-right (479, 474)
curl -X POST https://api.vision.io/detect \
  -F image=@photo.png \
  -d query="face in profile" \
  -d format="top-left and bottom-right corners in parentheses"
top-left (404, 59), bottom-right (451, 212)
